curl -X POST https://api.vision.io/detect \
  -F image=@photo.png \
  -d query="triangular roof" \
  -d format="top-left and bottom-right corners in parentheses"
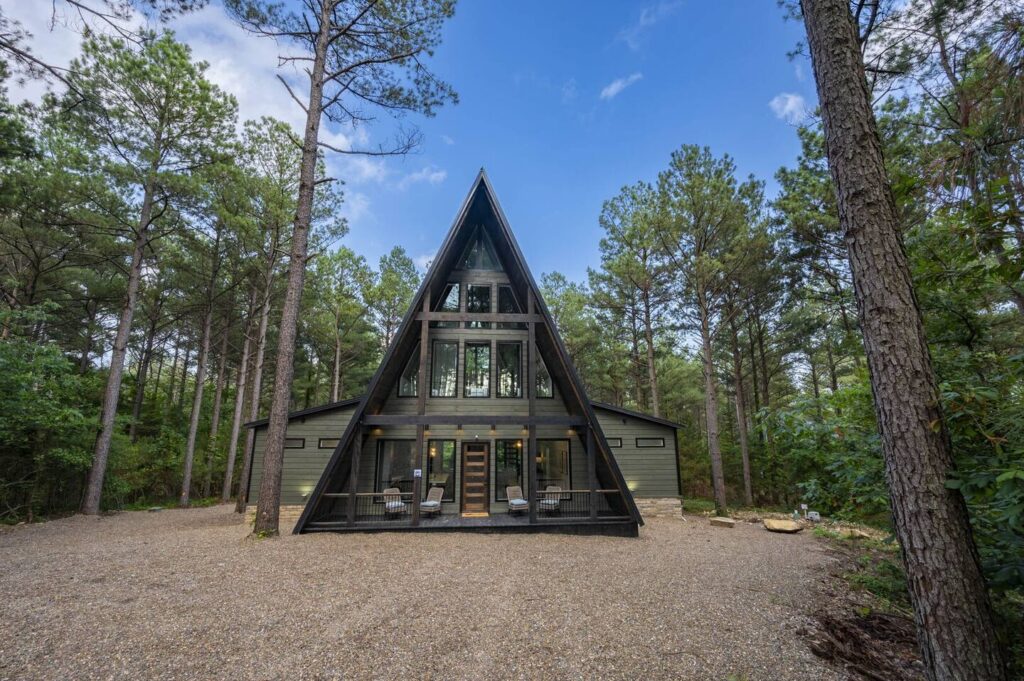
top-left (294, 170), bottom-right (643, 532)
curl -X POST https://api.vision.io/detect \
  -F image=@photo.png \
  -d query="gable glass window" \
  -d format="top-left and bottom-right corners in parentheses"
top-left (495, 439), bottom-right (523, 501)
top-left (536, 356), bottom-right (553, 398)
top-left (496, 342), bottom-right (522, 398)
top-left (464, 342), bottom-right (491, 397)
top-left (636, 437), bottom-right (666, 448)
top-left (458, 226), bottom-right (501, 270)
top-left (426, 439), bottom-right (455, 501)
top-left (537, 439), bottom-right (570, 490)
top-left (606, 438), bottom-right (623, 448)
top-left (375, 440), bottom-right (417, 494)
top-left (430, 283), bottom-right (460, 329)
top-left (430, 340), bottom-right (458, 397)
top-left (284, 438), bottom-right (305, 449)
top-left (465, 284), bottom-right (491, 329)
top-left (398, 345), bottom-right (419, 397)
top-left (318, 438), bottom-right (340, 449)
top-left (496, 285), bottom-right (526, 330)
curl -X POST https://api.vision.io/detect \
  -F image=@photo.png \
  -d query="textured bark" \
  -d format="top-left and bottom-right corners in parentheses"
top-left (801, 1), bottom-right (1006, 678)
top-left (641, 289), bottom-right (660, 417)
top-left (698, 293), bottom-right (727, 515)
top-left (179, 305), bottom-right (212, 507)
top-left (252, 0), bottom-right (332, 536)
top-left (175, 346), bottom-right (191, 415)
top-left (729, 317), bottom-right (752, 506)
top-left (203, 326), bottom-right (230, 498)
top-left (129, 294), bottom-right (163, 443)
top-left (222, 299), bottom-right (254, 502)
top-left (80, 174), bottom-right (156, 515)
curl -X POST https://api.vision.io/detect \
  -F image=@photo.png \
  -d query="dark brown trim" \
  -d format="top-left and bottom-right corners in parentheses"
top-left (363, 414), bottom-right (585, 426)
top-left (416, 311), bottom-right (542, 323)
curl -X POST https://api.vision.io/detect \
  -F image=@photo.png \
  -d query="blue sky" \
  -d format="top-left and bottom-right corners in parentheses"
top-left (8, 0), bottom-right (817, 282)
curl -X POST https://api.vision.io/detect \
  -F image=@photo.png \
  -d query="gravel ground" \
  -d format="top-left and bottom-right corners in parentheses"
top-left (0, 506), bottom-right (846, 681)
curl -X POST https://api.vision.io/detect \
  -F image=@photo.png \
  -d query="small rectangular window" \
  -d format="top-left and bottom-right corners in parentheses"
top-left (606, 438), bottom-right (622, 448)
top-left (430, 340), bottom-right (458, 397)
top-left (536, 356), bottom-right (553, 398)
top-left (496, 341), bottom-right (522, 398)
top-left (464, 341), bottom-right (491, 397)
top-left (497, 285), bottom-right (526, 330)
top-left (284, 438), bottom-right (305, 449)
top-left (495, 439), bottom-right (523, 500)
top-left (398, 345), bottom-right (419, 397)
top-left (430, 283), bottom-right (460, 329)
top-left (318, 438), bottom-right (340, 449)
top-left (635, 437), bottom-right (665, 448)
top-left (466, 284), bottom-right (491, 329)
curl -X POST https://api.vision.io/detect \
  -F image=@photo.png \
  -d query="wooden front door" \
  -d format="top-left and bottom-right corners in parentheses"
top-left (461, 442), bottom-right (489, 515)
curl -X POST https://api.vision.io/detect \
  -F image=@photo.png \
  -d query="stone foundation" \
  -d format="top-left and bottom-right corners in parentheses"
top-left (245, 504), bottom-right (306, 533)
top-left (635, 497), bottom-right (683, 518)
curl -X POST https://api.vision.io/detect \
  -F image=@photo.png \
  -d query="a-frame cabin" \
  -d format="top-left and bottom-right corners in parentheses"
top-left (294, 171), bottom-right (643, 536)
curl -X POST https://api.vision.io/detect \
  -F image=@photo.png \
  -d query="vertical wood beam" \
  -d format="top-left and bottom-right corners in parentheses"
top-left (411, 291), bottom-right (430, 526)
top-left (587, 426), bottom-right (598, 520)
top-left (527, 289), bottom-right (538, 524)
top-left (346, 427), bottom-right (363, 526)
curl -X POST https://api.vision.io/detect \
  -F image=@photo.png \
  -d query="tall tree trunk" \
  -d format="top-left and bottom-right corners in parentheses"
top-left (79, 299), bottom-right (96, 374)
top-left (698, 295), bottom-right (727, 515)
top-left (331, 321), bottom-right (342, 403)
top-left (642, 289), bottom-right (660, 417)
top-left (808, 349), bottom-right (823, 422)
top-left (801, 1), bottom-right (1006, 678)
top-left (235, 269), bottom-right (274, 513)
top-left (253, 6), bottom-right (330, 536)
top-left (729, 317), bottom-right (752, 506)
top-left (80, 173), bottom-right (157, 515)
top-left (223, 297), bottom-right (255, 502)
top-left (203, 325), bottom-right (230, 498)
top-left (165, 339), bottom-right (180, 416)
top-left (179, 306), bottom-right (213, 507)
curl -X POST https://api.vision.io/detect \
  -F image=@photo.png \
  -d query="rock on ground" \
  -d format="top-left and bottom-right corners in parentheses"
top-left (0, 506), bottom-right (847, 681)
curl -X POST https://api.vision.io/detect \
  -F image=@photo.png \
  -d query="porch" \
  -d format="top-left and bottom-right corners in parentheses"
top-left (302, 487), bottom-right (637, 536)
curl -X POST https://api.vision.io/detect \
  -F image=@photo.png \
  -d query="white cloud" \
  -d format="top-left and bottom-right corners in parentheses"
top-left (440, 134), bottom-right (455, 145)
top-left (339, 192), bottom-right (371, 224)
top-left (617, 1), bottom-right (683, 51)
top-left (600, 72), bottom-right (643, 100)
top-left (413, 252), bottom-right (435, 271)
top-left (769, 92), bottom-right (808, 124)
top-left (397, 166), bottom-right (447, 190)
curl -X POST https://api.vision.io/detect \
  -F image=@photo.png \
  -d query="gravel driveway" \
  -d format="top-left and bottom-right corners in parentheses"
top-left (0, 506), bottom-right (845, 680)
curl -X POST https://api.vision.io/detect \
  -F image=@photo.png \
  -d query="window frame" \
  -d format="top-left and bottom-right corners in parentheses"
top-left (635, 437), bottom-right (666, 448)
top-left (397, 345), bottom-right (420, 398)
top-left (374, 439), bottom-right (418, 493)
top-left (496, 285), bottom-right (526, 330)
top-left (318, 438), bottom-right (340, 450)
top-left (606, 437), bottom-right (623, 448)
top-left (465, 283), bottom-right (492, 329)
top-left (284, 438), bottom-right (305, 449)
top-left (536, 438), bottom-right (572, 491)
top-left (494, 439), bottom-right (524, 501)
top-left (535, 356), bottom-right (554, 399)
top-left (496, 340), bottom-right (523, 398)
top-left (430, 282), bottom-right (461, 329)
top-left (463, 340), bottom-right (492, 398)
top-left (430, 339), bottom-right (459, 398)
top-left (426, 439), bottom-right (456, 502)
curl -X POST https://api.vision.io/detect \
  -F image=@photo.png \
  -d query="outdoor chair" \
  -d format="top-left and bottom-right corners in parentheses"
top-left (506, 486), bottom-right (529, 515)
top-left (382, 487), bottom-right (406, 519)
top-left (539, 486), bottom-right (561, 515)
top-left (420, 486), bottom-right (444, 518)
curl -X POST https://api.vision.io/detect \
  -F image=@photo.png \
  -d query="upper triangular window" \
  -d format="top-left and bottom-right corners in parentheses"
top-left (457, 226), bottom-right (502, 271)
